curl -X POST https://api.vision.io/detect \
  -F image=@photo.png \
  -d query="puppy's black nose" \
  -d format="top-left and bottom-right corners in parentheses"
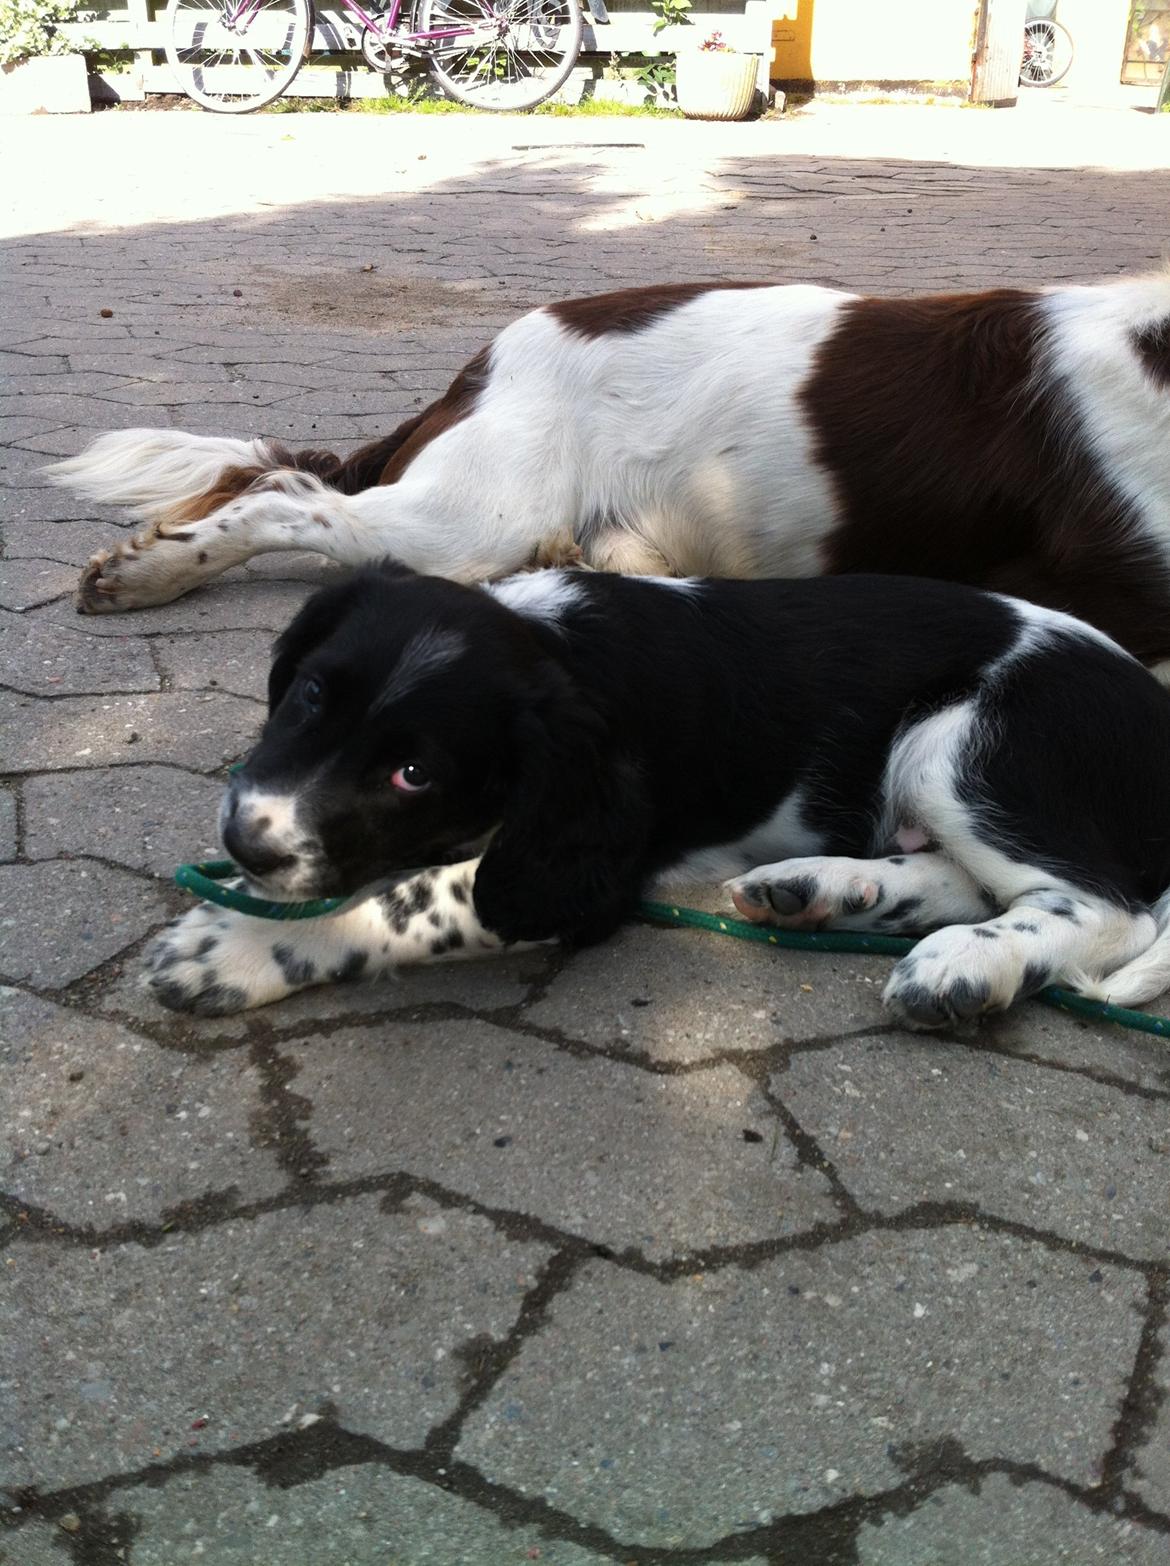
top-left (222, 818), bottom-right (295, 879)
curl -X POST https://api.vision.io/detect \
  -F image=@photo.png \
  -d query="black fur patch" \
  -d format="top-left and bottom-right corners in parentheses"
top-left (765, 875), bottom-right (817, 916)
top-left (944, 977), bottom-right (991, 1018)
top-left (973, 927), bottom-right (999, 940)
top-left (379, 891), bottom-right (410, 935)
top-left (272, 944), bottom-right (316, 986)
top-left (876, 896), bottom-right (923, 928)
top-left (329, 949), bottom-right (368, 983)
top-left (429, 927), bottom-right (466, 955)
top-left (1020, 961), bottom-right (1049, 997)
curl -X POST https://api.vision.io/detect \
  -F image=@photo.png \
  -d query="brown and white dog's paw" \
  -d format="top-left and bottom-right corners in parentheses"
top-left (77, 529), bottom-right (207, 614)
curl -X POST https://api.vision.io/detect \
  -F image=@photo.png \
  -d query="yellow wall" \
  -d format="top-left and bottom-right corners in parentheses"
top-left (773, 0), bottom-right (982, 85)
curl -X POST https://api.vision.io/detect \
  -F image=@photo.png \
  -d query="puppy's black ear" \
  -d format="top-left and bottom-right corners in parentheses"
top-left (472, 671), bottom-right (651, 947)
top-left (267, 582), bottom-right (352, 714)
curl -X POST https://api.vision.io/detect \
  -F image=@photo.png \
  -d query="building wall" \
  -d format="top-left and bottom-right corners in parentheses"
top-left (1051, 0), bottom-right (1132, 93)
top-left (772, 0), bottom-right (981, 86)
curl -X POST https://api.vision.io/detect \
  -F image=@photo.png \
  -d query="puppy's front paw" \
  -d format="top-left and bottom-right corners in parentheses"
top-left (144, 904), bottom-right (318, 1015)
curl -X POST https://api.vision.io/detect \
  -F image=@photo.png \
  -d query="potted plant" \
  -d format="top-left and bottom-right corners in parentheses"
top-left (675, 30), bottom-right (758, 121)
top-left (0, 0), bottom-right (92, 113)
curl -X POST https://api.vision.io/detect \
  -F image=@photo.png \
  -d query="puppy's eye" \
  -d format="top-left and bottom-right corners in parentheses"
top-left (390, 762), bottom-right (431, 794)
top-left (302, 676), bottom-right (323, 709)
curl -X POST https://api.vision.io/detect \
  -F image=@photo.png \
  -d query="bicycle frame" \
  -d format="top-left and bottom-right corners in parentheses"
top-left (223, 0), bottom-right (498, 50)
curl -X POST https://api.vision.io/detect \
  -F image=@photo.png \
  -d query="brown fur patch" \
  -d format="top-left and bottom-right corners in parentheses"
top-left (804, 288), bottom-right (1170, 664)
top-left (163, 464), bottom-right (275, 526)
top-left (548, 281), bottom-right (769, 340)
top-left (377, 346), bottom-right (494, 486)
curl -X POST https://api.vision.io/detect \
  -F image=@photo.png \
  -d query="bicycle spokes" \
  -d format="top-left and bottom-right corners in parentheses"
top-left (420, 0), bottom-right (583, 110)
top-left (165, 0), bottom-right (312, 112)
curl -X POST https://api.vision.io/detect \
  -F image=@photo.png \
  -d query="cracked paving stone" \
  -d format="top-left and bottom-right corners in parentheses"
top-left (0, 1193), bottom-right (551, 1490)
top-left (31, 576), bottom-right (315, 638)
top-left (855, 1473), bottom-right (1168, 1562)
top-left (0, 1517), bottom-right (62, 1564)
top-left (0, 415), bottom-right (70, 444)
top-left (0, 689), bottom-right (258, 773)
top-left (0, 559), bottom-right (76, 611)
top-left (240, 553), bottom-right (341, 587)
top-left (290, 1018), bottom-right (838, 1260)
top-left (776, 1034), bottom-right (1170, 1261)
top-left (0, 608), bottom-right (158, 698)
top-left (23, 767), bottom-right (224, 879)
top-left (0, 862), bottom-right (167, 987)
top-left (2, 492), bottom-right (129, 533)
top-left (118, 1465), bottom-right (612, 1566)
top-left (150, 628), bottom-right (281, 702)
top-left (1133, 1315), bottom-right (1170, 1514)
top-left (0, 448), bottom-right (60, 485)
top-left (0, 790), bottom-right (14, 860)
top-left (459, 1231), bottom-right (1145, 1550)
top-left (263, 946), bottom-right (558, 1025)
top-left (526, 923), bottom-right (892, 1063)
top-left (982, 1004), bottom-right (1170, 1097)
top-left (0, 987), bottom-right (284, 1225)
top-left (4, 516), bottom-right (131, 568)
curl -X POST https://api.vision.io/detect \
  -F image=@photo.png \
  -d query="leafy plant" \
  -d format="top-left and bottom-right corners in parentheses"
top-left (650, 0), bottom-right (691, 37)
top-left (0, 0), bottom-right (90, 65)
top-left (635, 56), bottom-right (676, 98)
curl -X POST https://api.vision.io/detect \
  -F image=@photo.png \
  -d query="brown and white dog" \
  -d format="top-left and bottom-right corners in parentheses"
top-left (49, 274), bottom-right (1170, 671)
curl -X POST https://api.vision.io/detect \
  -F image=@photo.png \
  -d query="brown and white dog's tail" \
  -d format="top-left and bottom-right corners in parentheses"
top-left (45, 429), bottom-right (292, 526)
top-left (45, 419), bottom-right (433, 529)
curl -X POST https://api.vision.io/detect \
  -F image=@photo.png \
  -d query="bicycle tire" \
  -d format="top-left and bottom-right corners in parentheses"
top-left (1019, 18), bottom-right (1073, 88)
top-left (166, 0), bottom-right (314, 113)
top-left (420, 0), bottom-right (583, 112)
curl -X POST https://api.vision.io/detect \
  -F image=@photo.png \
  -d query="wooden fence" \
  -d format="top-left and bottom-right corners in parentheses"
top-left (64, 0), bottom-right (774, 101)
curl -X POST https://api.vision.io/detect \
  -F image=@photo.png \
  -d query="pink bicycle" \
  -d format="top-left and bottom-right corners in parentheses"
top-left (165, 0), bottom-right (584, 112)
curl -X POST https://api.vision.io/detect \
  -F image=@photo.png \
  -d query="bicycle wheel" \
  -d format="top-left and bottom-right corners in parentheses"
top-left (420, 0), bottom-right (583, 111)
top-left (1019, 19), bottom-right (1073, 87)
top-left (166, 0), bottom-right (313, 112)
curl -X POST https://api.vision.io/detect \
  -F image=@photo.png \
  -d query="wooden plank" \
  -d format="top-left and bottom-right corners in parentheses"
top-left (584, 12), bottom-right (765, 54)
top-left (971, 0), bottom-right (1029, 104)
top-left (67, 6), bottom-right (770, 57)
top-left (60, 18), bottom-right (166, 45)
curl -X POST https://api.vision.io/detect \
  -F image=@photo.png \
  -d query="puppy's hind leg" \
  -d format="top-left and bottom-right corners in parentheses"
top-left (729, 851), bottom-right (994, 932)
top-left (884, 888), bottom-right (1154, 1028)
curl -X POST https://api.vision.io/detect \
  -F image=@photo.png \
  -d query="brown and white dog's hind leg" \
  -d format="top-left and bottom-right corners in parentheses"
top-left (72, 469), bottom-right (387, 614)
top-left (45, 429), bottom-right (320, 613)
top-left (143, 859), bottom-right (542, 1016)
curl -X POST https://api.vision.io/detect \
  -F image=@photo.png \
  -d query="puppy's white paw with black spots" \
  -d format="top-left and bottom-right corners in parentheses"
top-left (728, 857), bottom-right (879, 928)
top-left (143, 904), bottom-right (359, 1015)
top-left (882, 922), bottom-right (1045, 1029)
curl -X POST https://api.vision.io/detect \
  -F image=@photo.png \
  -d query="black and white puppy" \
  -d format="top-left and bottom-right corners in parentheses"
top-left (146, 565), bottom-right (1170, 1024)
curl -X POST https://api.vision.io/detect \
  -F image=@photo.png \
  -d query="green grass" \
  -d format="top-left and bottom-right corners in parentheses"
top-left (261, 90), bottom-right (681, 116)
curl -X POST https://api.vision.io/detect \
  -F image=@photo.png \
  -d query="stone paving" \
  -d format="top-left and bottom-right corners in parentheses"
top-left (3, 101), bottom-right (1170, 1563)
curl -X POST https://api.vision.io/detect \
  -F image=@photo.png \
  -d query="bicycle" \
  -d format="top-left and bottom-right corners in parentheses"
top-left (165, 0), bottom-right (584, 113)
top-left (1019, 16), bottom-right (1073, 87)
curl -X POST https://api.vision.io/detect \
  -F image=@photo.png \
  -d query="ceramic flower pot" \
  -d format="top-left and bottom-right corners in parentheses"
top-left (0, 53), bottom-right (90, 114)
top-left (675, 49), bottom-right (757, 120)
